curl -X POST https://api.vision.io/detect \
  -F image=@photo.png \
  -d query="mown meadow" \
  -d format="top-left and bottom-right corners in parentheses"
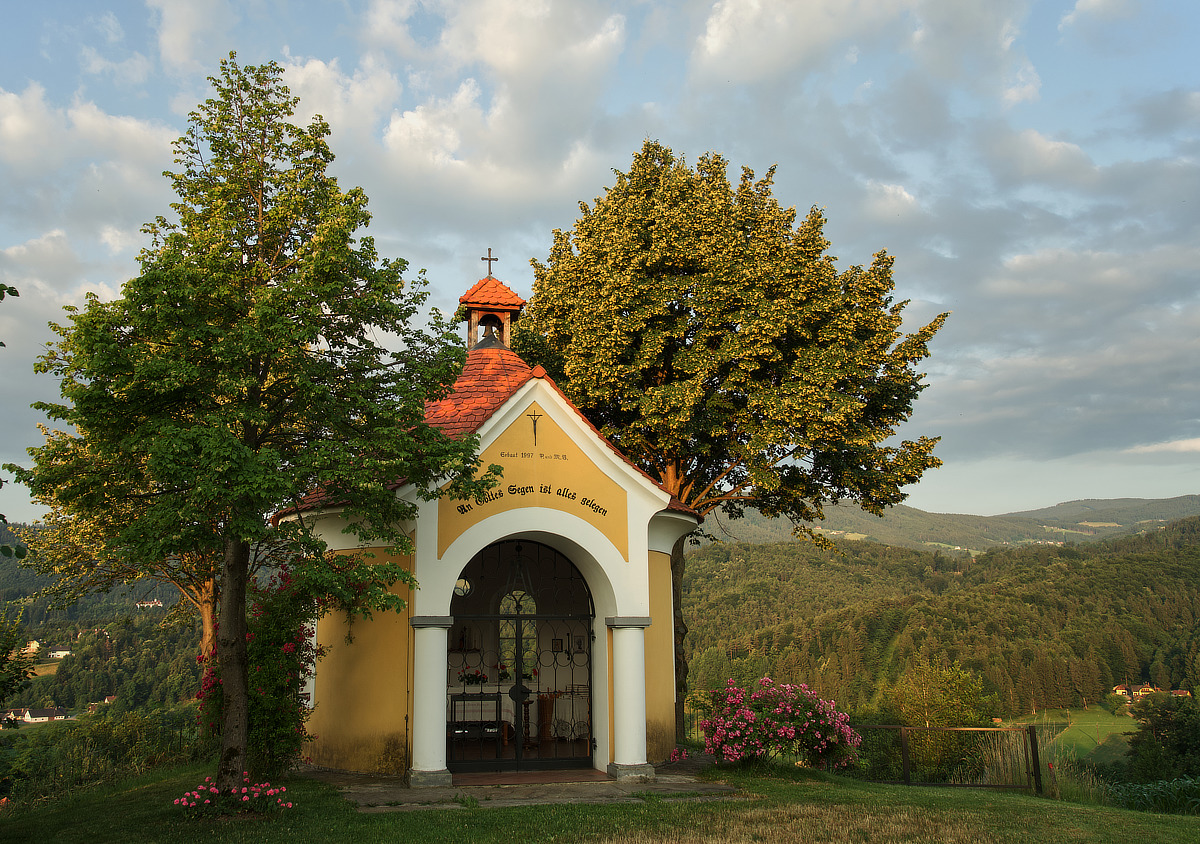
top-left (4, 760), bottom-right (1199, 844)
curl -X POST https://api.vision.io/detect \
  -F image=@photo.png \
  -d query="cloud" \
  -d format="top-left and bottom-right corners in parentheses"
top-left (2, 230), bottom-right (81, 285)
top-left (0, 84), bottom-right (175, 246)
top-left (692, 0), bottom-right (916, 84)
top-left (984, 127), bottom-right (1095, 187)
top-left (146, 0), bottom-right (236, 75)
top-left (361, 0), bottom-right (427, 59)
top-left (1126, 438), bottom-right (1200, 455)
top-left (94, 10), bottom-right (125, 44)
top-left (383, 78), bottom-right (480, 168)
top-left (905, 0), bottom-right (1033, 95)
top-left (282, 53), bottom-right (403, 137)
top-left (79, 46), bottom-right (152, 86)
top-left (1002, 57), bottom-right (1041, 105)
top-left (77, 10), bottom-right (151, 86)
top-left (863, 181), bottom-right (923, 221)
top-left (1130, 89), bottom-right (1200, 137)
top-left (0, 84), bottom-right (68, 168)
top-left (284, 1), bottom-right (639, 249)
top-left (1059, 0), bottom-right (1139, 32)
top-left (3, 0), bottom-right (1199, 522)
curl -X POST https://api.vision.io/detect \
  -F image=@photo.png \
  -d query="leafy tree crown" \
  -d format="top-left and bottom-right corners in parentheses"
top-left (515, 140), bottom-right (947, 538)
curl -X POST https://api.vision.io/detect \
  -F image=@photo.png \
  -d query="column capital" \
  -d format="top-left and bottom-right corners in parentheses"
top-left (410, 615), bottom-right (454, 628)
top-left (605, 616), bottom-right (652, 628)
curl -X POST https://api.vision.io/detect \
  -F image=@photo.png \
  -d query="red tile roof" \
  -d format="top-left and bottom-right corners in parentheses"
top-left (459, 276), bottom-right (526, 310)
top-left (284, 339), bottom-right (698, 523)
top-left (424, 344), bottom-right (535, 438)
top-left (429, 351), bottom-right (697, 520)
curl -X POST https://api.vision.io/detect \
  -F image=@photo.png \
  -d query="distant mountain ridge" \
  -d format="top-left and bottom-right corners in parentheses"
top-left (700, 495), bottom-right (1200, 555)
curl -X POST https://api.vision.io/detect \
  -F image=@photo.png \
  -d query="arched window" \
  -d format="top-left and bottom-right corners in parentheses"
top-left (498, 590), bottom-right (537, 681)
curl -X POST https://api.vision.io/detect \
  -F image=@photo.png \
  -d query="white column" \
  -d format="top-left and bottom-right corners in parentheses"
top-left (606, 616), bottom-right (655, 781)
top-left (409, 616), bottom-right (453, 787)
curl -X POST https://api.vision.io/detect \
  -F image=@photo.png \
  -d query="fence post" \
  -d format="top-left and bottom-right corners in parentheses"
top-left (900, 727), bottom-right (911, 786)
top-left (1026, 725), bottom-right (1043, 795)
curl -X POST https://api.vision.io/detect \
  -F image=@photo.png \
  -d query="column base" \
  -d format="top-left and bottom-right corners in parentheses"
top-left (408, 768), bottom-right (453, 788)
top-left (607, 762), bottom-right (656, 782)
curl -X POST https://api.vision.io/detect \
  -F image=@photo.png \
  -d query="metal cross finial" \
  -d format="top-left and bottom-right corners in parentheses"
top-left (481, 248), bottom-right (499, 277)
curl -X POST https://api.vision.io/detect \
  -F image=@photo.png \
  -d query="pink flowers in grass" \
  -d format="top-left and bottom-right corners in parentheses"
top-left (173, 773), bottom-right (295, 817)
top-left (699, 677), bottom-right (861, 769)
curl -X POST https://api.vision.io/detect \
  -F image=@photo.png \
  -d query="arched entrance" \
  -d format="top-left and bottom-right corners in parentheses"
top-left (446, 539), bottom-right (594, 771)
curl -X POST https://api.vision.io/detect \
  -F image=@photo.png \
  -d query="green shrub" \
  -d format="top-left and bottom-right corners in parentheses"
top-left (1108, 777), bottom-right (1200, 815)
top-left (0, 707), bottom-right (212, 803)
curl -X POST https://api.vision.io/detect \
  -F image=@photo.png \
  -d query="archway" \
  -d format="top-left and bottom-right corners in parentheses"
top-left (446, 539), bottom-right (594, 771)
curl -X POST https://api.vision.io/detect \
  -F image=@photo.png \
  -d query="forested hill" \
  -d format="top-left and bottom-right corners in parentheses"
top-left (702, 494), bottom-right (1200, 554)
top-left (683, 515), bottom-right (1200, 718)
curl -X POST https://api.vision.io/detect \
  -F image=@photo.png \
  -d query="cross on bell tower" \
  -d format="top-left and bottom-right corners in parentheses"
top-left (481, 248), bottom-right (499, 277)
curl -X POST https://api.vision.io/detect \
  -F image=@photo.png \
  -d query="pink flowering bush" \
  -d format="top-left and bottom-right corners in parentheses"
top-left (198, 565), bottom-right (322, 777)
top-left (700, 677), bottom-right (861, 769)
top-left (196, 549), bottom-right (410, 781)
top-left (172, 773), bottom-right (294, 817)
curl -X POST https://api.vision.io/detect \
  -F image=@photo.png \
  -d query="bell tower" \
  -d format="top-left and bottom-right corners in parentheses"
top-left (460, 249), bottom-right (526, 349)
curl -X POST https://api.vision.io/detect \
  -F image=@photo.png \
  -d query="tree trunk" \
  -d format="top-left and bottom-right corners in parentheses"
top-left (671, 535), bottom-right (689, 743)
top-left (199, 577), bottom-right (218, 660)
top-left (215, 537), bottom-right (250, 791)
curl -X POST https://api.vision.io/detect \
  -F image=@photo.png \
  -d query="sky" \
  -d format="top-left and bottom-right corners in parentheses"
top-left (1, 0), bottom-right (1198, 523)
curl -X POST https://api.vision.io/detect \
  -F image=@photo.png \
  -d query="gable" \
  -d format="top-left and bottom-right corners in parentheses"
top-left (437, 397), bottom-right (629, 559)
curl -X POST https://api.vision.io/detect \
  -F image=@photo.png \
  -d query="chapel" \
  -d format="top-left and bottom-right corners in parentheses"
top-left (295, 268), bottom-right (699, 785)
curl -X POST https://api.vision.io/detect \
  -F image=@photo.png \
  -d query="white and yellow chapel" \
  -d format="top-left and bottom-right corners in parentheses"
top-left (294, 271), bottom-right (699, 785)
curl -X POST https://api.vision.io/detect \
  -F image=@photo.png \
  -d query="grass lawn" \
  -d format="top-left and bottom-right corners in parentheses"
top-left (1008, 707), bottom-right (1136, 765)
top-left (3, 762), bottom-right (1198, 844)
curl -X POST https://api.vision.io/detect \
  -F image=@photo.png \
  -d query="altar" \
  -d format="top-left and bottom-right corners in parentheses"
top-left (448, 685), bottom-right (591, 742)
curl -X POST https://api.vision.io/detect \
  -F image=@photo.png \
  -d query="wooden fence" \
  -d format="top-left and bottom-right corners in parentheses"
top-left (847, 724), bottom-right (1045, 794)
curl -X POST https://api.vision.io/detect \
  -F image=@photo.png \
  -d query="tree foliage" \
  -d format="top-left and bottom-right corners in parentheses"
top-left (0, 285), bottom-right (30, 711)
top-left (684, 516), bottom-right (1200, 716)
top-left (516, 140), bottom-right (946, 532)
top-left (1, 282), bottom-right (23, 537)
top-left (0, 282), bottom-right (16, 350)
top-left (7, 618), bottom-right (203, 713)
top-left (1127, 692), bottom-right (1200, 782)
top-left (514, 140), bottom-right (947, 735)
top-left (0, 608), bottom-right (32, 714)
top-left (6, 55), bottom-right (495, 788)
top-left (17, 509), bottom-right (220, 658)
top-left (885, 658), bottom-right (993, 728)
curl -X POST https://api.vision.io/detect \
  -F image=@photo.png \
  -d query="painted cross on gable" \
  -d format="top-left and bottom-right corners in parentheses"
top-left (527, 411), bottom-right (543, 445)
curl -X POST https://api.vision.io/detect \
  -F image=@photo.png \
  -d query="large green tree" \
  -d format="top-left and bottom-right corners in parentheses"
top-left (8, 56), bottom-right (493, 788)
top-left (514, 141), bottom-right (947, 737)
top-left (1, 282), bottom-right (23, 532)
top-left (1, 284), bottom-right (32, 711)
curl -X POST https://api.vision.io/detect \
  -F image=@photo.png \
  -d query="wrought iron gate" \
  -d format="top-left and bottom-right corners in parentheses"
top-left (446, 540), bottom-right (594, 771)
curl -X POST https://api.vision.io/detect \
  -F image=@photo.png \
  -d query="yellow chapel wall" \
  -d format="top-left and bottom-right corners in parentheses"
top-left (306, 547), bottom-right (414, 775)
top-left (645, 549), bottom-right (676, 762)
